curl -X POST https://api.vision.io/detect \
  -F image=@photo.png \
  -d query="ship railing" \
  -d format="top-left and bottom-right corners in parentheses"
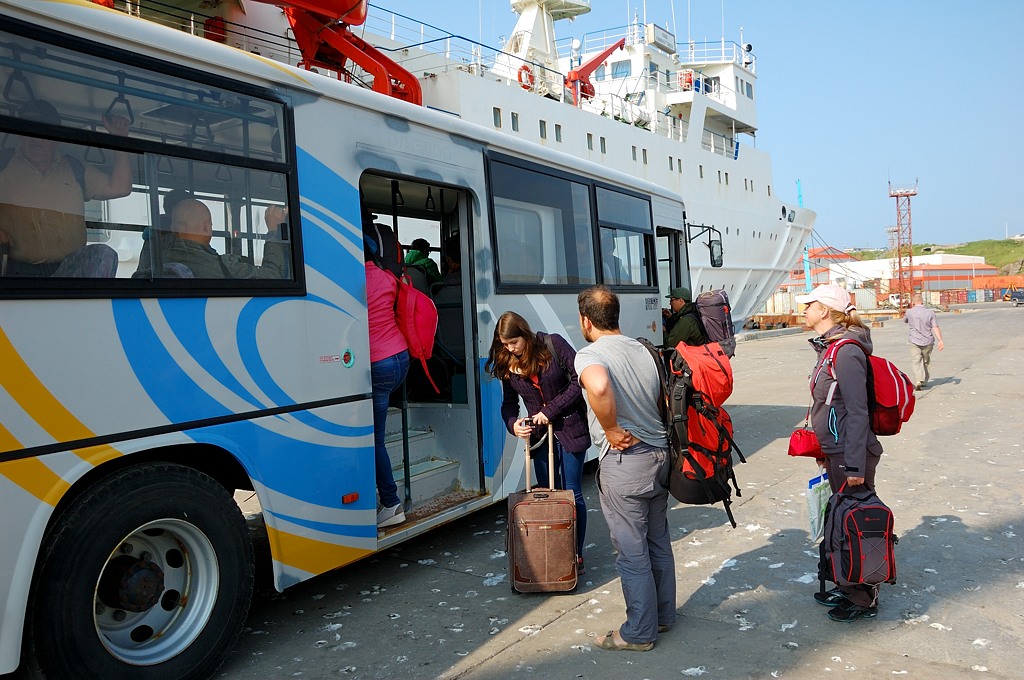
top-left (678, 40), bottom-right (756, 74)
top-left (556, 30), bottom-right (755, 75)
top-left (653, 110), bottom-right (689, 143)
top-left (701, 129), bottom-right (738, 159)
top-left (119, 2), bottom-right (570, 100)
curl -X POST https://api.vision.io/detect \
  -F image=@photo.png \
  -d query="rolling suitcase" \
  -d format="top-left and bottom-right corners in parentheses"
top-left (507, 423), bottom-right (578, 593)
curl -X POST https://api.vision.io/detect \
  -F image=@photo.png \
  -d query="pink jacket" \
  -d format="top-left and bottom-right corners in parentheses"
top-left (365, 262), bottom-right (408, 363)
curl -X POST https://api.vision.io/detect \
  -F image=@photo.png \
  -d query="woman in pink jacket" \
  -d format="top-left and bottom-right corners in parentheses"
top-left (364, 229), bottom-right (409, 528)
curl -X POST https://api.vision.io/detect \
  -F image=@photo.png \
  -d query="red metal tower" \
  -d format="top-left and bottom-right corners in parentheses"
top-left (888, 181), bottom-right (917, 311)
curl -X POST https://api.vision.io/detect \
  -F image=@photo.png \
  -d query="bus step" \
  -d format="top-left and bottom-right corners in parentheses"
top-left (393, 458), bottom-right (460, 503)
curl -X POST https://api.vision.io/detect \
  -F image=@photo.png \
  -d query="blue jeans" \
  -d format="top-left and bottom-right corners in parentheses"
top-left (533, 439), bottom-right (588, 556)
top-left (371, 350), bottom-right (410, 508)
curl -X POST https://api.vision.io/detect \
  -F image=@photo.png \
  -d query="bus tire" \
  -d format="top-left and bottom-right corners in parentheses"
top-left (27, 463), bottom-right (254, 680)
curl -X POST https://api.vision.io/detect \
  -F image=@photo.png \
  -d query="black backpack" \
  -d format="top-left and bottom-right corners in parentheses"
top-left (363, 219), bottom-right (404, 278)
top-left (818, 485), bottom-right (898, 590)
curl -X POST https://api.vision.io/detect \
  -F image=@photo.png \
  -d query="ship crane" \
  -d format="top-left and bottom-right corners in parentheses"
top-left (254, 0), bottom-right (422, 105)
top-left (565, 38), bottom-right (625, 106)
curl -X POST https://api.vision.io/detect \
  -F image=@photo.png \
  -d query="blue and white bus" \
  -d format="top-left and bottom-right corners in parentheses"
top-left (0, 1), bottom-right (708, 677)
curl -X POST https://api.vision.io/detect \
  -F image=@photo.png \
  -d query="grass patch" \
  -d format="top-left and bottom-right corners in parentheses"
top-left (851, 240), bottom-right (1024, 270)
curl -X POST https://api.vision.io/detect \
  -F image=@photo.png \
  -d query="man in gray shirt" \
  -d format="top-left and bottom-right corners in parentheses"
top-left (574, 285), bottom-right (675, 652)
top-left (903, 293), bottom-right (944, 390)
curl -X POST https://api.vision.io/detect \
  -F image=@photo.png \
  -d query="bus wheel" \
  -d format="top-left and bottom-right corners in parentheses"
top-left (28, 463), bottom-right (254, 680)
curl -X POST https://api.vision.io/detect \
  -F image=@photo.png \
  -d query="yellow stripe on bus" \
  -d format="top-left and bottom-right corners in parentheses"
top-left (266, 525), bottom-right (372, 576)
top-left (0, 424), bottom-right (71, 504)
top-left (0, 327), bottom-right (102, 457)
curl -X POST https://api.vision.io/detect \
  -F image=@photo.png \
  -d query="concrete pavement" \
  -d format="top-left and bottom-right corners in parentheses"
top-left (214, 303), bottom-right (1023, 680)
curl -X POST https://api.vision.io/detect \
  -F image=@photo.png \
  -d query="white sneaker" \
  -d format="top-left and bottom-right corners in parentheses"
top-left (377, 503), bottom-right (406, 528)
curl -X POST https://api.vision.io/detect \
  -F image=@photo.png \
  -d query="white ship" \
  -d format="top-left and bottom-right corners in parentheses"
top-left (137, 0), bottom-right (816, 324)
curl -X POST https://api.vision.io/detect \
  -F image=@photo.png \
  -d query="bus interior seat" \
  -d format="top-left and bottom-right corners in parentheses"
top-left (403, 265), bottom-right (431, 295)
top-left (430, 281), bottom-right (467, 402)
top-left (431, 282), bottom-right (465, 360)
top-left (51, 243), bottom-right (118, 278)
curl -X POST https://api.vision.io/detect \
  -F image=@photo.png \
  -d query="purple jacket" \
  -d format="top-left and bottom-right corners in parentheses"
top-left (500, 332), bottom-right (591, 453)
top-left (808, 324), bottom-right (883, 476)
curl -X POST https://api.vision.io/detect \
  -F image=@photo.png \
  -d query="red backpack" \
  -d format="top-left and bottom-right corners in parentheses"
top-left (639, 338), bottom-right (745, 528)
top-left (394, 273), bottom-right (441, 393)
top-left (818, 338), bottom-right (915, 436)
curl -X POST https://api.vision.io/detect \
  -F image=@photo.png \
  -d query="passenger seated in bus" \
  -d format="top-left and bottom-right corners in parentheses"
top-left (158, 189), bottom-right (193, 229)
top-left (405, 238), bottom-right (442, 285)
top-left (0, 99), bottom-right (132, 277)
top-left (435, 237), bottom-right (461, 289)
top-left (600, 235), bottom-right (630, 285)
top-left (156, 199), bottom-right (288, 279)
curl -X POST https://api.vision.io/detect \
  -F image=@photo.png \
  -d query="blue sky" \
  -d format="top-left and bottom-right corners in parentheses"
top-left (368, 1), bottom-right (1023, 250)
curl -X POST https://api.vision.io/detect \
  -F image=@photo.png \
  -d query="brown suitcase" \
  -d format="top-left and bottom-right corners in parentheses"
top-left (508, 423), bottom-right (578, 593)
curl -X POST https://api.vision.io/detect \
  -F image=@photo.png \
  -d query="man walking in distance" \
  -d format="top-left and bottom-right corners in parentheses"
top-left (574, 285), bottom-right (675, 652)
top-left (903, 293), bottom-right (944, 390)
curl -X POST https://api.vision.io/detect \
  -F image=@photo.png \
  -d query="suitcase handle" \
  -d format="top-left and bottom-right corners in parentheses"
top-left (523, 423), bottom-right (557, 491)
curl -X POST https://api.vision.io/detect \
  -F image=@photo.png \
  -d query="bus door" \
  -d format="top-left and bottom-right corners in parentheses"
top-left (358, 173), bottom-right (486, 528)
top-left (656, 225), bottom-right (690, 302)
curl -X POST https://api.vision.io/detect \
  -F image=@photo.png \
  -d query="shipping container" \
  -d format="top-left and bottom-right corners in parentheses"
top-left (967, 290), bottom-right (977, 303)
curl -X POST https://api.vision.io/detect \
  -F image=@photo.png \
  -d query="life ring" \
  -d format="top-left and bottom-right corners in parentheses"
top-left (517, 65), bottom-right (535, 90)
top-left (677, 69), bottom-right (693, 91)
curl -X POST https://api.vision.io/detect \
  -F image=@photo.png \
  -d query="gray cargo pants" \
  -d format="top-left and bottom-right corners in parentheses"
top-left (598, 442), bottom-right (676, 644)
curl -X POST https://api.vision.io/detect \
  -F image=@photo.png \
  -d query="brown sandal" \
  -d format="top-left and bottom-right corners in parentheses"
top-left (594, 630), bottom-right (654, 652)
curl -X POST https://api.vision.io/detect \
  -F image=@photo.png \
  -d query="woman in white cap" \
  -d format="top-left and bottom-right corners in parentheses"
top-left (796, 283), bottom-right (884, 622)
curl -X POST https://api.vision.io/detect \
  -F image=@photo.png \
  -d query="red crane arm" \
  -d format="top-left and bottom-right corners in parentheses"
top-left (253, 0), bottom-right (422, 105)
top-left (564, 38), bottom-right (625, 105)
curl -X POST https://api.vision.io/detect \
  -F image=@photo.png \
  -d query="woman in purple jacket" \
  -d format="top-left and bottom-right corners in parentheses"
top-left (486, 311), bottom-right (591, 571)
top-left (798, 284), bottom-right (883, 623)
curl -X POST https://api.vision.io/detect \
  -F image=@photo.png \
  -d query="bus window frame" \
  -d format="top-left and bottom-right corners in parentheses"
top-left (486, 150), bottom-right (659, 294)
top-left (0, 15), bottom-right (304, 300)
top-left (593, 181), bottom-right (657, 288)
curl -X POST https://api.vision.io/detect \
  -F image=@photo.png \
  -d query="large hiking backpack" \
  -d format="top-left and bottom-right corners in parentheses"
top-left (693, 289), bottom-right (737, 358)
top-left (818, 484), bottom-right (897, 588)
top-left (817, 338), bottom-right (916, 436)
top-left (394, 272), bottom-right (441, 394)
top-left (638, 338), bottom-right (746, 528)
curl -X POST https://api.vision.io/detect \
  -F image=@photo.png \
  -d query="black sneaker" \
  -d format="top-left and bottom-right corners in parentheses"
top-left (827, 600), bottom-right (878, 622)
top-left (813, 587), bottom-right (846, 607)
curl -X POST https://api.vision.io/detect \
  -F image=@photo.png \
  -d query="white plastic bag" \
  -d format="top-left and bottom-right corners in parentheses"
top-left (807, 468), bottom-right (830, 542)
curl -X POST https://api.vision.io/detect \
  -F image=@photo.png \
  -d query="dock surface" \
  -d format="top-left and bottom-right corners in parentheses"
top-left (221, 304), bottom-right (1023, 680)
top-left (11, 304), bottom-right (1020, 680)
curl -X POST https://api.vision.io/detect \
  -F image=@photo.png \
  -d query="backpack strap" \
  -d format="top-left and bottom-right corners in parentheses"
top-left (815, 337), bottom-right (873, 409)
top-left (684, 308), bottom-right (709, 344)
top-left (635, 336), bottom-right (672, 431)
top-left (541, 334), bottom-right (573, 388)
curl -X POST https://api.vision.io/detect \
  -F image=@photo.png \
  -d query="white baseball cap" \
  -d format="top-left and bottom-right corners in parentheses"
top-left (795, 284), bottom-right (855, 313)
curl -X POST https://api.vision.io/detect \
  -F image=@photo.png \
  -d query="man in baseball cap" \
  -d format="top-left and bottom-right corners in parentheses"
top-left (663, 286), bottom-right (705, 349)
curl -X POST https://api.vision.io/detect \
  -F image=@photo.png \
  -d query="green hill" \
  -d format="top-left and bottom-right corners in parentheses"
top-left (852, 239), bottom-right (1024, 271)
